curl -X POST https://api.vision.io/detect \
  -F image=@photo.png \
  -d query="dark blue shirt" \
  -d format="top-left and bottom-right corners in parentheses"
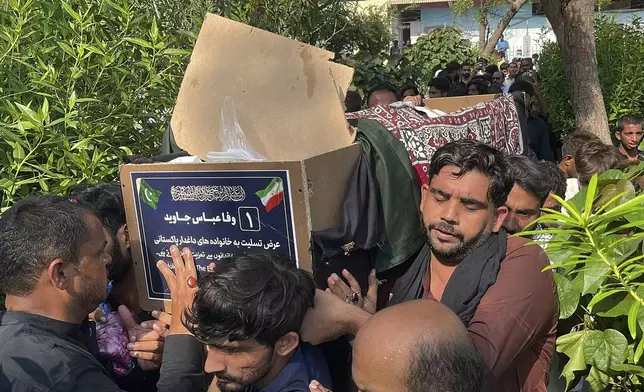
top-left (260, 344), bottom-right (332, 392)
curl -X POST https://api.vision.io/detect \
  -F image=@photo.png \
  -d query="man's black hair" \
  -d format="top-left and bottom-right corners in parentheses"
top-left (344, 90), bottom-right (362, 113)
top-left (540, 161), bottom-right (567, 200)
top-left (468, 79), bottom-right (488, 95)
top-left (500, 63), bottom-right (509, 70)
top-left (70, 183), bottom-right (125, 237)
top-left (509, 80), bottom-right (535, 96)
top-left (485, 86), bottom-right (503, 95)
top-left (446, 61), bottom-right (461, 74)
top-left (505, 155), bottom-right (551, 205)
top-left (485, 64), bottom-right (499, 74)
top-left (184, 252), bottom-right (316, 347)
top-left (429, 140), bottom-right (514, 208)
top-left (406, 337), bottom-right (485, 392)
top-left (0, 196), bottom-right (92, 296)
top-left (429, 77), bottom-right (451, 94)
top-left (561, 132), bottom-right (598, 158)
top-left (617, 114), bottom-right (643, 133)
top-left (401, 84), bottom-right (420, 96)
top-left (448, 87), bottom-right (468, 97)
top-left (366, 83), bottom-right (400, 104)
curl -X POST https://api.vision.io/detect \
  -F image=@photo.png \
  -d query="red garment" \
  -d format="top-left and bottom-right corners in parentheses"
top-left (346, 95), bottom-right (524, 184)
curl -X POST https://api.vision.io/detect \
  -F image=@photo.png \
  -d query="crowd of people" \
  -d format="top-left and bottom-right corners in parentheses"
top-left (2, 51), bottom-right (644, 392)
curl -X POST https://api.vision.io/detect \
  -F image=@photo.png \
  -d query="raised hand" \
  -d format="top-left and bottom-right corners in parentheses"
top-left (157, 245), bottom-right (199, 335)
top-left (327, 269), bottom-right (378, 314)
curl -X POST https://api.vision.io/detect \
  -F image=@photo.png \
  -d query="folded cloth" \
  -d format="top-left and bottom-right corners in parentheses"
top-left (346, 94), bottom-right (526, 185)
top-left (96, 312), bottom-right (135, 377)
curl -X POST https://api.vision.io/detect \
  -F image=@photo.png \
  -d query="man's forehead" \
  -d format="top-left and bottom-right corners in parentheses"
top-left (623, 124), bottom-right (642, 132)
top-left (430, 167), bottom-right (491, 198)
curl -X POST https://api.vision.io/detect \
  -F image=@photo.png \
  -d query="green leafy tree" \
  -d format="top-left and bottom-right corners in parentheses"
top-left (204, 0), bottom-right (391, 56)
top-left (403, 27), bottom-right (477, 88)
top-left (342, 53), bottom-right (420, 102)
top-left (521, 165), bottom-right (644, 390)
top-left (0, 0), bottom-right (193, 210)
top-left (540, 16), bottom-right (644, 136)
top-left (452, 0), bottom-right (529, 54)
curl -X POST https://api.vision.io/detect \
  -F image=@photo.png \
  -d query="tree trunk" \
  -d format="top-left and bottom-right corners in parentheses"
top-left (478, 2), bottom-right (488, 51)
top-left (482, 0), bottom-right (528, 55)
top-left (541, 0), bottom-right (612, 143)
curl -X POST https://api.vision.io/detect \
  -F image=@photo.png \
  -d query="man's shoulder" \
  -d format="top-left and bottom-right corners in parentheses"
top-left (496, 236), bottom-right (554, 287)
top-left (262, 344), bottom-right (331, 392)
top-left (0, 316), bottom-right (106, 391)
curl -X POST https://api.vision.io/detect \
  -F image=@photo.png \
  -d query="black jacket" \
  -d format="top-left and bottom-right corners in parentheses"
top-left (0, 311), bottom-right (208, 392)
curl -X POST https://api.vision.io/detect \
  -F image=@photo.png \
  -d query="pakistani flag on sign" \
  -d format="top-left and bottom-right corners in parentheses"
top-left (255, 178), bottom-right (284, 213)
top-left (137, 179), bottom-right (161, 210)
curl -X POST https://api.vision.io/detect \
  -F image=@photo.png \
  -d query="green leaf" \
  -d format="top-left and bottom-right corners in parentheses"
top-left (582, 259), bottom-right (611, 295)
top-left (629, 300), bottom-right (641, 339)
top-left (554, 273), bottom-right (580, 319)
top-left (612, 363), bottom-right (644, 376)
top-left (160, 48), bottom-right (191, 56)
top-left (588, 288), bottom-right (625, 311)
top-left (0, 178), bottom-right (14, 191)
top-left (124, 37), bottom-right (154, 49)
top-left (636, 337), bottom-right (644, 363)
top-left (12, 142), bottom-right (25, 161)
top-left (583, 329), bottom-right (628, 372)
top-left (584, 174), bottom-right (599, 218)
top-left (15, 103), bottom-right (42, 126)
top-left (150, 17), bottom-right (159, 42)
top-left (586, 366), bottom-right (610, 392)
top-left (596, 291), bottom-right (634, 317)
top-left (557, 331), bottom-right (589, 390)
top-left (57, 42), bottom-right (75, 58)
top-left (61, 1), bottom-right (82, 23)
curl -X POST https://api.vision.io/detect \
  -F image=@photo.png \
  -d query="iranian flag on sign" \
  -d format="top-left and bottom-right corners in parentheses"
top-left (255, 178), bottom-right (284, 212)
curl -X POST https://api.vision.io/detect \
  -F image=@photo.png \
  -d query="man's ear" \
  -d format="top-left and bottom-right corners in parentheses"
top-left (615, 131), bottom-right (622, 141)
top-left (275, 332), bottom-right (300, 357)
top-left (563, 155), bottom-right (574, 167)
top-left (118, 224), bottom-right (130, 249)
top-left (492, 206), bottom-right (509, 232)
top-left (47, 258), bottom-right (73, 290)
top-left (420, 184), bottom-right (429, 211)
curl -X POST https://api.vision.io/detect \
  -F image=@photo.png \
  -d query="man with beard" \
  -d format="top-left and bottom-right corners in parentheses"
top-left (157, 251), bottom-right (332, 392)
top-left (300, 140), bottom-right (557, 392)
top-left (0, 196), bottom-right (202, 392)
top-left (72, 183), bottom-right (166, 390)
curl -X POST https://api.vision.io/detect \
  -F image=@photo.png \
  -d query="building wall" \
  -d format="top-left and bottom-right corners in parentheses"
top-left (410, 5), bottom-right (644, 56)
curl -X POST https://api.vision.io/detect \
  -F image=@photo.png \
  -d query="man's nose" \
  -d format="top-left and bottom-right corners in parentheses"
top-left (205, 350), bottom-right (226, 374)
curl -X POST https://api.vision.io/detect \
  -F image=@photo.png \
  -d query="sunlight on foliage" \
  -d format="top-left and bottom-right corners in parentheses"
top-left (520, 163), bottom-right (644, 391)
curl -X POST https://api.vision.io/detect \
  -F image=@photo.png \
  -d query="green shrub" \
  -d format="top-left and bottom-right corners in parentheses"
top-left (539, 16), bottom-right (644, 134)
top-left (403, 26), bottom-right (478, 88)
top-left (341, 53), bottom-right (420, 101)
top-left (0, 0), bottom-right (194, 211)
top-left (521, 166), bottom-right (644, 391)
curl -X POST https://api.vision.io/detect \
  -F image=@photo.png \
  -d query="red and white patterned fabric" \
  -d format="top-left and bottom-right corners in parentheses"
top-left (346, 94), bottom-right (524, 184)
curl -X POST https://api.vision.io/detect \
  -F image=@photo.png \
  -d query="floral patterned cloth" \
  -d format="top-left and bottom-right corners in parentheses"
top-left (346, 94), bottom-right (525, 185)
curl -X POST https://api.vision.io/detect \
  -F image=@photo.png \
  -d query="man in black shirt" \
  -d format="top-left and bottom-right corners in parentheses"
top-left (0, 196), bottom-right (202, 392)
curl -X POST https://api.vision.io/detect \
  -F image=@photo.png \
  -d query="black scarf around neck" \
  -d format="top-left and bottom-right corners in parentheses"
top-left (388, 229), bottom-right (507, 326)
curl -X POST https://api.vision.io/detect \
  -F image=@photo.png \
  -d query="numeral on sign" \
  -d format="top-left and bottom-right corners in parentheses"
top-left (245, 212), bottom-right (253, 229)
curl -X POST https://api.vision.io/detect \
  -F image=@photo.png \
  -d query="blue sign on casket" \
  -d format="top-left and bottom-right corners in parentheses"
top-left (123, 166), bottom-right (299, 304)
